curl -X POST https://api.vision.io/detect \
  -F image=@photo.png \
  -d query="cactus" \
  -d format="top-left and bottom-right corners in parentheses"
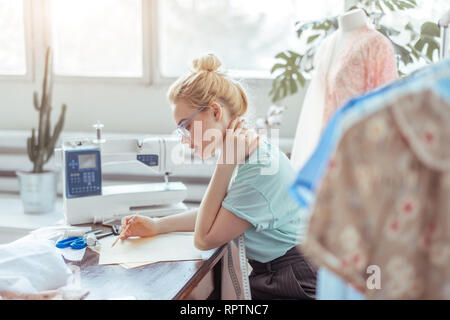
top-left (27, 47), bottom-right (67, 173)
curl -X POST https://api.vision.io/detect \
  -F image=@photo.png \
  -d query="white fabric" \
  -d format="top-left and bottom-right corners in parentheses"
top-left (31, 225), bottom-right (91, 262)
top-left (30, 224), bottom-right (91, 242)
top-left (0, 237), bottom-right (72, 294)
top-left (291, 32), bottom-right (338, 171)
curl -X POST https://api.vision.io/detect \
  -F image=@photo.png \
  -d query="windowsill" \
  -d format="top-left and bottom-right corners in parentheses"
top-left (0, 71), bottom-right (276, 87)
top-left (0, 73), bottom-right (34, 83)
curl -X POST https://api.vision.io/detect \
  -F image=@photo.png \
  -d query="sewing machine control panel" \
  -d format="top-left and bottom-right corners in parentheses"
top-left (65, 149), bottom-right (102, 198)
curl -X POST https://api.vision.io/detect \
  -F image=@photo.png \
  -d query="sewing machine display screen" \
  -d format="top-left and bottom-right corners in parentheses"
top-left (79, 154), bottom-right (96, 169)
top-left (65, 149), bottom-right (101, 198)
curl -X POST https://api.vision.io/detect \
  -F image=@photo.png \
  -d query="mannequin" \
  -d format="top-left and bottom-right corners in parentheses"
top-left (322, 8), bottom-right (372, 125)
top-left (335, 9), bottom-right (369, 50)
top-left (290, 8), bottom-right (398, 171)
top-left (325, 9), bottom-right (370, 70)
top-left (292, 7), bottom-right (399, 301)
top-left (339, 8), bottom-right (368, 31)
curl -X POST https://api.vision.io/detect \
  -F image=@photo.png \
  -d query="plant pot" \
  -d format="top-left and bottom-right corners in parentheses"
top-left (16, 170), bottom-right (58, 213)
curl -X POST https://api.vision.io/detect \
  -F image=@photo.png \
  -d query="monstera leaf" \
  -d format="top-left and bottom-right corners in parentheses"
top-left (269, 51), bottom-right (306, 102)
top-left (269, 0), bottom-right (439, 103)
top-left (414, 22), bottom-right (440, 61)
top-left (358, 0), bottom-right (417, 12)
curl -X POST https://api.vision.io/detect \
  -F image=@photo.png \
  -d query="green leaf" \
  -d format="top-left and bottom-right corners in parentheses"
top-left (398, 1), bottom-right (415, 9)
top-left (307, 34), bottom-right (320, 44)
top-left (275, 52), bottom-right (289, 60)
top-left (269, 50), bottom-right (308, 102)
top-left (414, 22), bottom-right (440, 61)
top-left (271, 63), bottom-right (286, 74)
top-left (375, 0), bottom-right (385, 13)
top-left (421, 22), bottom-right (440, 38)
top-left (289, 78), bottom-right (298, 94)
top-left (414, 38), bottom-right (440, 61)
top-left (393, 42), bottom-right (414, 65)
top-left (295, 70), bottom-right (306, 87)
top-left (383, 0), bottom-right (395, 11)
top-left (404, 0), bottom-right (417, 6)
top-left (378, 25), bottom-right (401, 38)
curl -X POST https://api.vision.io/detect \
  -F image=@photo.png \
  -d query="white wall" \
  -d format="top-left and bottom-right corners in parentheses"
top-left (0, 76), bottom-right (307, 202)
top-left (0, 78), bottom-right (306, 139)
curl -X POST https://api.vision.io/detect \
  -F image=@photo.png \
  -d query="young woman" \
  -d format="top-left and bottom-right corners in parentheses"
top-left (120, 53), bottom-right (316, 300)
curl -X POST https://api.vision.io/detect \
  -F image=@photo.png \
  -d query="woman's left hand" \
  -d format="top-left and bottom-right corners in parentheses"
top-left (219, 117), bottom-right (259, 165)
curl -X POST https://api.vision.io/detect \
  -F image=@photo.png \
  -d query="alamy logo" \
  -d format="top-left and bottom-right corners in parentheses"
top-left (366, 265), bottom-right (381, 290)
top-left (171, 121), bottom-right (280, 175)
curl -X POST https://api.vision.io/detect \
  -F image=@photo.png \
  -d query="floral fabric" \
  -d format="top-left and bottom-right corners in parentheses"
top-left (302, 89), bottom-right (450, 299)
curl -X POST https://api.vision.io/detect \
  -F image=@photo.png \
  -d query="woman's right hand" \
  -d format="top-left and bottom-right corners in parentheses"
top-left (119, 215), bottom-right (159, 240)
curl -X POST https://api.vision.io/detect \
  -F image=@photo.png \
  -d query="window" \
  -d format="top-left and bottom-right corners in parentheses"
top-left (0, 0), bottom-right (447, 80)
top-left (0, 0), bottom-right (27, 75)
top-left (49, 0), bottom-right (144, 78)
top-left (158, 0), bottom-right (342, 79)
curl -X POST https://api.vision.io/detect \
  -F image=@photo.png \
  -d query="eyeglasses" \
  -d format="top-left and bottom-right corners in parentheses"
top-left (176, 104), bottom-right (223, 140)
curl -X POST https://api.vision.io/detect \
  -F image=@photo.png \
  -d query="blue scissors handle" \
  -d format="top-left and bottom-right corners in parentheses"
top-left (56, 236), bottom-right (87, 250)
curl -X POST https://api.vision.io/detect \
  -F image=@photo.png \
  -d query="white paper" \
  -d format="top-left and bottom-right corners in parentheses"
top-left (98, 232), bottom-right (203, 265)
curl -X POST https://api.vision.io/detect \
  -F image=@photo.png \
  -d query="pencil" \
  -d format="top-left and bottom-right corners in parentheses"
top-left (111, 213), bottom-right (139, 248)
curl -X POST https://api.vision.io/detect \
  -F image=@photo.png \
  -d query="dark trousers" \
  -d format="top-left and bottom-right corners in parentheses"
top-left (248, 246), bottom-right (317, 300)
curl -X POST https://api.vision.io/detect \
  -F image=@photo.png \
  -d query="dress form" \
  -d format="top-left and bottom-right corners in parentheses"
top-left (330, 9), bottom-right (370, 75)
top-left (290, 9), bottom-right (370, 171)
top-left (290, 8), bottom-right (397, 171)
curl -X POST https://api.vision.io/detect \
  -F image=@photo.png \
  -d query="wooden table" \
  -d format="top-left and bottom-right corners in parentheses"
top-left (0, 194), bottom-right (227, 300)
top-left (66, 224), bottom-right (227, 300)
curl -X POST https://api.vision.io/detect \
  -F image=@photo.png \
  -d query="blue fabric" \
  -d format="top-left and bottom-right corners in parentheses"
top-left (317, 268), bottom-right (366, 300)
top-left (222, 139), bottom-right (310, 263)
top-left (290, 59), bottom-right (450, 300)
top-left (289, 58), bottom-right (450, 209)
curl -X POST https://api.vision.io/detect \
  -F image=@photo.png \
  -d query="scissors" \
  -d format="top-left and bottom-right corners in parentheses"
top-left (56, 236), bottom-right (87, 250)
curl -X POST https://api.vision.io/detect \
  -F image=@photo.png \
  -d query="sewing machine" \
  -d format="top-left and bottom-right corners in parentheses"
top-left (55, 124), bottom-right (188, 225)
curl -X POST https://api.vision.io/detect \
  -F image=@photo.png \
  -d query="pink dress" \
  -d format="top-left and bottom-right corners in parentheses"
top-left (322, 25), bottom-right (399, 125)
top-left (291, 25), bottom-right (398, 170)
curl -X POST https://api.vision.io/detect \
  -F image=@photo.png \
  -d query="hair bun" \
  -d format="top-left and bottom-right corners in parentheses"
top-left (192, 53), bottom-right (222, 72)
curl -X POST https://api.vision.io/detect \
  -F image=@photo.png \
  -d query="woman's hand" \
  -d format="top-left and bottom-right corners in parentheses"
top-left (219, 117), bottom-right (259, 165)
top-left (119, 215), bottom-right (159, 240)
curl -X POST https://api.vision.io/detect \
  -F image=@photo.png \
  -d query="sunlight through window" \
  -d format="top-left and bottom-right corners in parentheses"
top-left (50, 0), bottom-right (143, 77)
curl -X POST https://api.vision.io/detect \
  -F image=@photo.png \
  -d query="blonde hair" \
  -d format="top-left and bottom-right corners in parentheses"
top-left (167, 53), bottom-right (248, 117)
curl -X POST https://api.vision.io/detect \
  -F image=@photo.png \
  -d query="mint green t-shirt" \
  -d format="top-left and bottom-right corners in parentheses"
top-left (222, 139), bottom-right (310, 263)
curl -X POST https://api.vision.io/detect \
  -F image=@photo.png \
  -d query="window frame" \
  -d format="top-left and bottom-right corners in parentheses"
top-left (0, 0), bottom-right (287, 86)
top-left (43, 0), bottom-right (154, 85)
top-left (0, 0), bottom-right (34, 82)
top-left (153, 0), bottom-right (280, 86)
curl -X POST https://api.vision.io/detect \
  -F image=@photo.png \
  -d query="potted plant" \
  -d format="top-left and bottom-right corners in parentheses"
top-left (16, 47), bottom-right (67, 213)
